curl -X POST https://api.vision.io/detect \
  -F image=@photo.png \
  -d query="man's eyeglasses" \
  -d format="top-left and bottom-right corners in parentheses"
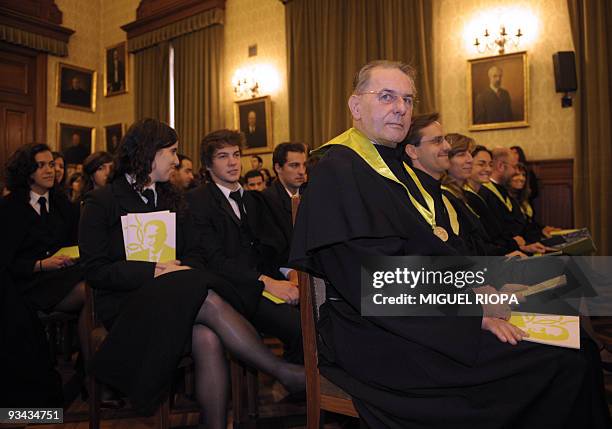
top-left (357, 90), bottom-right (416, 108)
top-left (420, 135), bottom-right (447, 145)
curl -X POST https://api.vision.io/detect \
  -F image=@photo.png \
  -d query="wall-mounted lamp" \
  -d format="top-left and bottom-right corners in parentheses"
top-left (474, 26), bottom-right (522, 55)
top-left (232, 68), bottom-right (259, 98)
top-left (232, 64), bottom-right (280, 99)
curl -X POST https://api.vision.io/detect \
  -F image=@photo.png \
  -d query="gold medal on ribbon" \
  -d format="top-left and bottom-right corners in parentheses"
top-left (433, 226), bottom-right (449, 242)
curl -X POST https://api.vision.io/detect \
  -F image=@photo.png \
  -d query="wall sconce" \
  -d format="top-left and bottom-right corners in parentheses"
top-left (232, 68), bottom-right (259, 98)
top-left (232, 64), bottom-right (281, 99)
top-left (474, 26), bottom-right (522, 55)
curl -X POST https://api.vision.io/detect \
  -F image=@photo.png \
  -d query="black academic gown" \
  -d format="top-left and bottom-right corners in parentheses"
top-left (465, 188), bottom-right (519, 253)
top-left (2, 189), bottom-right (82, 311)
top-left (79, 176), bottom-right (234, 413)
top-left (290, 142), bottom-right (609, 429)
top-left (479, 181), bottom-right (529, 238)
top-left (442, 189), bottom-right (508, 256)
top-left (0, 202), bottom-right (63, 407)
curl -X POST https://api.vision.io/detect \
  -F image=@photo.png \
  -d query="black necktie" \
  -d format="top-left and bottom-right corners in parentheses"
top-left (38, 196), bottom-right (49, 222)
top-left (142, 189), bottom-right (156, 210)
top-left (229, 190), bottom-right (248, 221)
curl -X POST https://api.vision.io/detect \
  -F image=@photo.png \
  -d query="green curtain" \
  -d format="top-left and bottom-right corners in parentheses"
top-left (134, 41), bottom-right (169, 122)
top-left (284, 0), bottom-right (434, 148)
top-left (567, 0), bottom-right (612, 255)
top-left (172, 25), bottom-right (223, 169)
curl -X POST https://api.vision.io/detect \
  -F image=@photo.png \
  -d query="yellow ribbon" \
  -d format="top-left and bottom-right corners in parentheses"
top-left (441, 193), bottom-right (460, 235)
top-left (483, 182), bottom-right (513, 212)
top-left (461, 185), bottom-right (483, 218)
top-left (521, 201), bottom-right (534, 219)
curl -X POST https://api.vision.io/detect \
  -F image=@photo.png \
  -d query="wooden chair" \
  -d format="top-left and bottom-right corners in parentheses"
top-left (291, 196), bottom-right (359, 428)
top-left (38, 310), bottom-right (77, 363)
top-left (84, 283), bottom-right (174, 429)
top-left (84, 283), bottom-right (258, 429)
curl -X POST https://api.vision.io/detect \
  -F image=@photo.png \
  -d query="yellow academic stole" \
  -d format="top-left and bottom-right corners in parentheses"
top-left (316, 128), bottom-right (451, 241)
top-left (482, 181), bottom-right (513, 212)
top-left (521, 201), bottom-right (534, 219)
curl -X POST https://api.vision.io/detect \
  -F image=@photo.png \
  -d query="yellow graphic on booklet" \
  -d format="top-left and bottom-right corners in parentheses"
top-left (509, 312), bottom-right (580, 349)
top-left (52, 246), bottom-right (80, 259)
top-left (121, 211), bottom-right (176, 263)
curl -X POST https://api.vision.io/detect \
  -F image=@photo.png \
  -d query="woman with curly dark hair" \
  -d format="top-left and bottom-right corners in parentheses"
top-left (81, 151), bottom-right (113, 197)
top-left (1, 143), bottom-right (88, 360)
top-left (79, 118), bottom-right (303, 427)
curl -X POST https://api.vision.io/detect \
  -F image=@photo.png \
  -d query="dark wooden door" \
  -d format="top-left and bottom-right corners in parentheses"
top-left (0, 42), bottom-right (46, 175)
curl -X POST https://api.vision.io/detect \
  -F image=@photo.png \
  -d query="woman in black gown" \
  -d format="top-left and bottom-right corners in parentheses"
top-left (79, 118), bottom-right (303, 429)
top-left (2, 143), bottom-right (88, 362)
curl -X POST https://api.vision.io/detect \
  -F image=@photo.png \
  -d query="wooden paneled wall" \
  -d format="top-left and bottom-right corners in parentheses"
top-left (531, 159), bottom-right (574, 229)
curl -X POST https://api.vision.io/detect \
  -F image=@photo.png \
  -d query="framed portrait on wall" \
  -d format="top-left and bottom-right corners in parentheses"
top-left (57, 123), bottom-right (95, 166)
top-left (468, 51), bottom-right (528, 131)
top-left (57, 63), bottom-right (96, 112)
top-left (234, 96), bottom-right (273, 154)
top-left (105, 42), bottom-right (128, 96)
top-left (104, 123), bottom-right (124, 154)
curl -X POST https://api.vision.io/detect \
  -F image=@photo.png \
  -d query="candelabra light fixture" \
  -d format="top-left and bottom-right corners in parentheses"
top-left (232, 68), bottom-right (259, 98)
top-left (474, 26), bottom-right (523, 55)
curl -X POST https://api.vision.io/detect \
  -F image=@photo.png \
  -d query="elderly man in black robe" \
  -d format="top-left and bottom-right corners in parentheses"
top-left (289, 60), bottom-right (609, 429)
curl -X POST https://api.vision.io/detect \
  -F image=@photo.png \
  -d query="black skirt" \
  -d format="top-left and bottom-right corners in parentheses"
top-left (23, 264), bottom-right (84, 311)
top-left (89, 268), bottom-right (212, 414)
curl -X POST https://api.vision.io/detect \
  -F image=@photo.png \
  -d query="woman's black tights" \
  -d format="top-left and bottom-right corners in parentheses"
top-left (191, 290), bottom-right (304, 429)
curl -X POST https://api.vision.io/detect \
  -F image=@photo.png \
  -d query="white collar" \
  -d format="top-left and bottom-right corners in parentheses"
top-left (126, 173), bottom-right (157, 206)
top-left (215, 182), bottom-right (243, 199)
top-left (125, 173), bottom-right (156, 192)
top-left (30, 189), bottom-right (50, 202)
top-left (490, 85), bottom-right (500, 94)
top-left (29, 189), bottom-right (50, 215)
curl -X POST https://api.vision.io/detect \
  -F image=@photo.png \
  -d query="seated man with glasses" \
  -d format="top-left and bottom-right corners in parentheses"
top-left (290, 60), bottom-right (609, 429)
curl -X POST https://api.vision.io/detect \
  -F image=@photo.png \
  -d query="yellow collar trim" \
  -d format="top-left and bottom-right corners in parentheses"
top-left (316, 128), bottom-right (437, 230)
top-left (482, 181), bottom-right (513, 211)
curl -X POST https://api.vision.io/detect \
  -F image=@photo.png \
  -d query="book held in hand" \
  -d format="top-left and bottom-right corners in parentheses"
top-left (121, 211), bottom-right (176, 263)
top-left (52, 245), bottom-right (80, 259)
top-left (509, 312), bottom-right (580, 349)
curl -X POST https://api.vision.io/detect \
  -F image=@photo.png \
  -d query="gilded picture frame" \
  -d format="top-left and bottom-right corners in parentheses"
top-left (234, 95), bottom-right (273, 155)
top-left (104, 42), bottom-right (128, 97)
top-left (468, 51), bottom-right (529, 131)
top-left (104, 123), bottom-right (125, 154)
top-left (57, 63), bottom-right (97, 112)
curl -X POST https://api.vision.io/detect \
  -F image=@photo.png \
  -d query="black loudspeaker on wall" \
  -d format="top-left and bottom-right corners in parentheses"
top-left (553, 51), bottom-right (577, 107)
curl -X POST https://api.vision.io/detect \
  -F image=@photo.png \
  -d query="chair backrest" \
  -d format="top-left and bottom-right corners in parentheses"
top-left (291, 196), bottom-right (323, 401)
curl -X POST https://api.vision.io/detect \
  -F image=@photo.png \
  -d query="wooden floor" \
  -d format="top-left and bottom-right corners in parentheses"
top-left (6, 320), bottom-right (612, 429)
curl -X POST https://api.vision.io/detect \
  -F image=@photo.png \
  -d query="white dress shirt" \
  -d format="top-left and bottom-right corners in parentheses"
top-left (215, 182), bottom-right (244, 219)
top-left (125, 174), bottom-right (157, 206)
top-left (29, 190), bottom-right (50, 215)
